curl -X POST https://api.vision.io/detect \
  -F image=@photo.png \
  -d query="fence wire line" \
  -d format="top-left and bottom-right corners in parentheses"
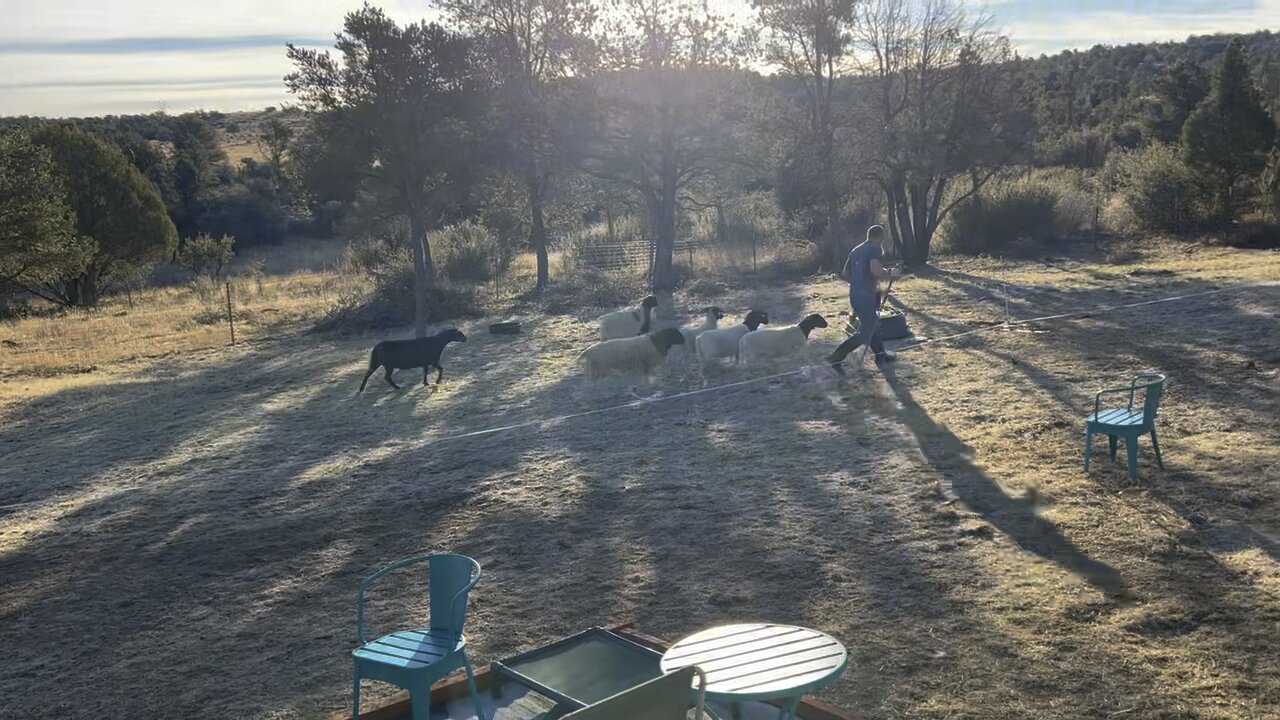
top-left (1, 280), bottom-right (1271, 514)
top-left (423, 280), bottom-right (1275, 446)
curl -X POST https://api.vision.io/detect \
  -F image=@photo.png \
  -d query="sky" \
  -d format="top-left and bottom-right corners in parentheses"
top-left (1, 0), bottom-right (1277, 117)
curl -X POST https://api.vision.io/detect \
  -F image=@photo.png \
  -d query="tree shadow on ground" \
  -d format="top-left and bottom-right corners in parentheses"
top-left (897, 268), bottom-right (1279, 561)
top-left (876, 362), bottom-right (1128, 598)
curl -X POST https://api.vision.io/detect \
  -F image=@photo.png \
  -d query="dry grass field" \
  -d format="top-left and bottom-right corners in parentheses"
top-left (0, 241), bottom-right (1277, 720)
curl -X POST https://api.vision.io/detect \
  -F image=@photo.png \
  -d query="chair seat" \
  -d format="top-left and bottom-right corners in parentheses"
top-left (354, 628), bottom-right (464, 669)
top-left (1087, 408), bottom-right (1145, 428)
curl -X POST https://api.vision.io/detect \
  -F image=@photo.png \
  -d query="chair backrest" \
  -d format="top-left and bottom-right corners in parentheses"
top-left (1133, 373), bottom-right (1166, 426)
top-left (428, 553), bottom-right (481, 637)
top-left (563, 666), bottom-right (704, 720)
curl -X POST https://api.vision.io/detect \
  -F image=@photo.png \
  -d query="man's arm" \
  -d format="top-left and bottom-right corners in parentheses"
top-left (869, 258), bottom-right (890, 280)
top-left (838, 252), bottom-right (852, 282)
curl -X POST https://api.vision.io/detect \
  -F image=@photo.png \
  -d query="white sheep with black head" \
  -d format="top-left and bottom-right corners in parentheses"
top-left (595, 295), bottom-right (659, 340)
top-left (738, 313), bottom-right (828, 366)
top-left (578, 328), bottom-right (687, 383)
top-left (681, 306), bottom-right (725, 351)
top-left (694, 309), bottom-right (769, 365)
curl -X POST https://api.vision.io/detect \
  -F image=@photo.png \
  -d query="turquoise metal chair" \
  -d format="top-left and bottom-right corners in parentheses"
top-left (352, 553), bottom-right (486, 720)
top-left (562, 666), bottom-right (707, 720)
top-left (1084, 373), bottom-right (1166, 479)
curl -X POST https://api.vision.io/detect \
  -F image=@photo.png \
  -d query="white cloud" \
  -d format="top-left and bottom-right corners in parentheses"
top-left (0, 0), bottom-right (428, 41)
top-left (992, 0), bottom-right (1280, 55)
top-left (2, 0), bottom-right (1277, 115)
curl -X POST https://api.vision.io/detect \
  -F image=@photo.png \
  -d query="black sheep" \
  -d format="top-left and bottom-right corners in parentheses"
top-left (359, 328), bottom-right (467, 392)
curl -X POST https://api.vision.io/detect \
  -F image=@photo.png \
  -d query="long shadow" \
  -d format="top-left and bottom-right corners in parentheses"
top-left (2, 279), bottom-right (830, 719)
top-left (890, 270), bottom-right (1280, 630)
top-left (4, 268), bottom-right (1274, 719)
top-left (878, 362), bottom-right (1128, 597)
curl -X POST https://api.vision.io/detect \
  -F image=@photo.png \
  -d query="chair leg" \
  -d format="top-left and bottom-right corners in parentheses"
top-left (1126, 436), bottom-right (1139, 479)
top-left (352, 664), bottom-right (362, 720)
top-left (1084, 431), bottom-right (1093, 472)
top-left (1150, 428), bottom-right (1164, 469)
top-left (463, 651), bottom-right (487, 720)
top-left (1108, 435), bottom-right (1118, 460)
top-left (408, 683), bottom-right (433, 720)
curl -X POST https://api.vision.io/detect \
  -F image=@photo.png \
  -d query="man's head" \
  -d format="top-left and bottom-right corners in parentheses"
top-left (867, 225), bottom-right (886, 244)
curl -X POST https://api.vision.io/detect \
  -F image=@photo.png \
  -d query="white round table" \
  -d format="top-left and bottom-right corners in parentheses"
top-left (660, 623), bottom-right (847, 720)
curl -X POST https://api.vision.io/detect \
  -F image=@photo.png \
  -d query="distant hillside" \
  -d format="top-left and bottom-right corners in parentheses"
top-left (202, 107), bottom-right (309, 165)
top-left (1019, 30), bottom-right (1280, 129)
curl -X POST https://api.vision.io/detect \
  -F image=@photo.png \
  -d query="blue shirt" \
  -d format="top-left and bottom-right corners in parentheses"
top-left (843, 240), bottom-right (883, 303)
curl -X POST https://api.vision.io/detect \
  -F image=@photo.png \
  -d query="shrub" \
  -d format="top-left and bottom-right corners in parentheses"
top-left (942, 176), bottom-right (1062, 254)
top-left (1035, 127), bottom-right (1109, 168)
top-left (242, 258), bottom-right (266, 296)
top-left (316, 250), bottom-right (482, 333)
top-left (1105, 144), bottom-right (1206, 235)
top-left (196, 182), bottom-right (288, 247)
top-left (433, 220), bottom-right (512, 283)
top-left (1232, 219), bottom-right (1280, 249)
top-left (540, 265), bottom-right (645, 315)
top-left (1262, 148), bottom-right (1280, 221)
top-left (177, 234), bottom-right (235, 279)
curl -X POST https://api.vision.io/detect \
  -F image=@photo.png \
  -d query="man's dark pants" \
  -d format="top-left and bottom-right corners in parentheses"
top-left (830, 294), bottom-right (885, 362)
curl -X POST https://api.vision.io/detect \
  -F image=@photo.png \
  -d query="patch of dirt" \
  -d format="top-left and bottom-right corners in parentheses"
top-left (1, 249), bottom-right (1278, 720)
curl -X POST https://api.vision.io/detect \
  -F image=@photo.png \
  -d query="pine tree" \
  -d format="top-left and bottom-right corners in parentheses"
top-left (1182, 38), bottom-right (1276, 222)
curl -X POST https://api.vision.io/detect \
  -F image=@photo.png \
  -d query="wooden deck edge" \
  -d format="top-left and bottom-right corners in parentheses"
top-left (335, 621), bottom-right (859, 720)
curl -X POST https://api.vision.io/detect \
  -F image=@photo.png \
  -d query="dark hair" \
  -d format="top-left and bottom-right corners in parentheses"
top-left (867, 225), bottom-right (886, 241)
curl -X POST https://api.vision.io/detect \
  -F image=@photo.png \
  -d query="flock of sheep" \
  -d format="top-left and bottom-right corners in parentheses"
top-left (357, 294), bottom-right (832, 393)
top-left (580, 294), bottom-right (829, 386)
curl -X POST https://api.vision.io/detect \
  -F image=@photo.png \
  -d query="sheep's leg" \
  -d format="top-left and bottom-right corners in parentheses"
top-left (384, 368), bottom-right (400, 389)
top-left (359, 365), bottom-right (378, 393)
top-left (436, 365), bottom-right (444, 384)
top-left (423, 366), bottom-right (431, 386)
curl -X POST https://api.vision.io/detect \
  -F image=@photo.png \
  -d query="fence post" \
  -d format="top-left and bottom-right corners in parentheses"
top-left (752, 235), bottom-right (757, 272)
top-left (688, 244), bottom-right (694, 274)
top-left (225, 280), bottom-right (236, 345)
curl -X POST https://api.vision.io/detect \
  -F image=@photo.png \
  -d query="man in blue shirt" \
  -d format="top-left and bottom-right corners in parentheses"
top-left (827, 225), bottom-right (896, 376)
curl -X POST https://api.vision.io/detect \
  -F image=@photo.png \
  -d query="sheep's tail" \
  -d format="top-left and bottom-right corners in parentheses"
top-left (367, 344), bottom-right (381, 370)
top-left (577, 347), bottom-right (597, 377)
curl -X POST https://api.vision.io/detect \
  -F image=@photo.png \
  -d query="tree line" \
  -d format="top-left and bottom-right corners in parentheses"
top-left (3, 0), bottom-right (1278, 336)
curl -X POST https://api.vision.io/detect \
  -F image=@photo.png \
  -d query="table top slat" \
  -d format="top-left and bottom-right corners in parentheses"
top-left (663, 624), bottom-right (801, 657)
top-left (708, 651), bottom-right (846, 688)
top-left (698, 642), bottom-right (844, 678)
top-left (723, 666), bottom-right (847, 696)
top-left (663, 629), bottom-right (820, 665)
top-left (660, 624), bottom-right (847, 703)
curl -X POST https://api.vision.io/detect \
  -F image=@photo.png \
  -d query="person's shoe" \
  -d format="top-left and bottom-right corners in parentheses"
top-left (875, 350), bottom-right (898, 364)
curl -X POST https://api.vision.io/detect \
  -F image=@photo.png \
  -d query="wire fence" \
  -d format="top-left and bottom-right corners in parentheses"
top-left (574, 238), bottom-right (707, 273)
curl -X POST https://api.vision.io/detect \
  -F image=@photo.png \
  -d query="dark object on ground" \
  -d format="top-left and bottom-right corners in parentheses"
top-left (359, 328), bottom-right (467, 392)
top-left (844, 307), bottom-right (912, 341)
top-left (489, 321), bottom-right (522, 335)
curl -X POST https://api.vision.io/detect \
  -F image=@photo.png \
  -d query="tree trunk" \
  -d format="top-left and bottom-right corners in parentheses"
top-left (890, 183), bottom-right (921, 266)
top-left (408, 210), bottom-right (433, 339)
top-left (68, 271), bottom-right (101, 307)
top-left (526, 170), bottom-right (549, 291)
top-left (821, 142), bottom-right (842, 269)
top-left (911, 184), bottom-right (932, 265)
top-left (884, 187), bottom-right (902, 256)
top-left (650, 186), bottom-right (677, 292)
